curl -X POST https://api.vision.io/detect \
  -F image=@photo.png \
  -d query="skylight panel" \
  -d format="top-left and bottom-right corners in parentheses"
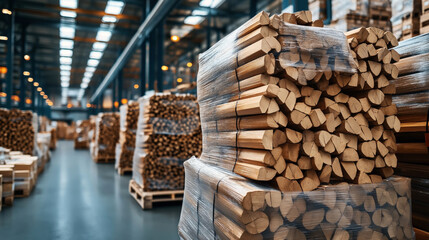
top-left (60, 0), bottom-right (78, 9)
top-left (60, 71), bottom-right (71, 76)
top-left (85, 67), bottom-right (96, 73)
top-left (60, 10), bottom-right (77, 18)
top-left (60, 49), bottom-right (73, 57)
top-left (199, 0), bottom-right (225, 8)
top-left (105, 1), bottom-right (124, 15)
top-left (60, 65), bottom-right (71, 71)
top-left (60, 26), bottom-right (75, 39)
top-left (60, 39), bottom-right (74, 49)
top-left (102, 16), bottom-right (117, 23)
top-left (184, 16), bottom-right (205, 25)
top-left (93, 42), bottom-right (107, 51)
top-left (96, 30), bottom-right (112, 42)
top-left (89, 51), bottom-right (103, 59)
top-left (60, 57), bottom-right (72, 65)
top-left (87, 59), bottom-right (100, 67)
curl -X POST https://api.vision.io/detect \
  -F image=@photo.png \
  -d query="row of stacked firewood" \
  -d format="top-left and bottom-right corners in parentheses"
top-left (177, 10), bottom-right (414, 239)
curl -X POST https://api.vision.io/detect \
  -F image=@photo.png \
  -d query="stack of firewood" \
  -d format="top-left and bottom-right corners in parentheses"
top-left (197, 11), bottom-right (401, 192)
top-left (179, 157), bottom-right (414, 239)
top-left (116, 101), bottom-right (139, 171)
top-left (93, 113), bottom-right (119, 160)
top-left (132, 94), bottom-right (202, 191)
top-left (0, 109), bottom-right (35, 155)
top-left (391, 33), bottom-right (429, 232)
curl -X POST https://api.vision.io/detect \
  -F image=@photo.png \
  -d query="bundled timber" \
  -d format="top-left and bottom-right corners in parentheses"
top-left (131, 94), bottom-right (202, 191)
top-left (179, 157), bottom-right (414, 240)
top-left (0, 109), bottom-right (35, 155)
top-left (74, 120), bottom-right (91, 149)
top-left (115, 101), bottom-right (139, 174)
top-left (92, 113), bottom-right (120, 162)
top-left (197, 10), bottom-right (400, 191)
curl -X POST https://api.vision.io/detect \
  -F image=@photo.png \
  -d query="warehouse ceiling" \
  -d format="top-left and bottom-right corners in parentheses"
top-left (0, 0), bottom-right (276, 106)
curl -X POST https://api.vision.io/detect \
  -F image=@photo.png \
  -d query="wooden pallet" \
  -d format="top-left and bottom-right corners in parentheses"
top-left (93, 156), bottom-right (115, 163)
top-left (2, 196), bottom-right (14, 206)
top-left (421, 12), bottom-right (429, 34)
top-left (128, 179), bottom-right (184, 209)
top-left (117, 167), bottom-right (133, 175)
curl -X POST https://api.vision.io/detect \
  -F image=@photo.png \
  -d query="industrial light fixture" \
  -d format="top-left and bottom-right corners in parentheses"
top-left (87, 59), bottom-right (100, 67)
top-left (67, 103), bottom-right (72, 108)
top-left (102, 16), bottom-right (117, 23)
top-left (24, 55), bottom-right (30, 61)
top-left (59, 26), bottom-right (76, 39)
top-left (37, 87), bottom-right (42, 92)
top-left (133, 84), bottom-right (139, 89)
top-left (0, 66), bottom-right (7, 74)
top-left (28, 77), bottom-right (33, 82)
top-left (25, 99), bottom-right (31, 104)
top-left (60, 70), bottom-right (71, 76)
top-left (23, 71), bottom-right (30, 76)
top-left (33, 82), bottom-right (39, 87)
top-left (60, 57), bottom-right (72, 65)
top-left (121, 98), bottom-right (128, 104)
top-left (84, 72), bottom-right (93, 78)
top-left (199, 0), bottom-right (225, 8)
top-left (61, 82), bottom-right (70, 88)
top-left (105, 1), bottom-right (124, 15)
top-left (177, 78), bottom-right (183, 83)
top-left (187, 62), bottom-right (193, 67)
top-left (40, 91), bottom-right (45, 95)
top-left (161, 65), bottom-right (169, 71)
top-left (89, 51), bottom-right (103, 59)
top-left (43, 95), bottom-right (48, 99)
top-left (0, 36), bottom-right (8, 41)
top-left (85, 67), bottom-right (96, 73)
top-left (60, 10), bottom-right (77, 18)
top-left (82, 77), bottom-right (91, 83)
top-left (60, 65), bottom-right (71, 71)
top-left (60, 49), bottom-right (73, 57)
top-left (171, 35), bottom-right (180, 42)
top-left (60, 39), bottom-right (74, 49)
top-left (80, 82), bottom-right (88, 88)
top-left (95, 30), bottom-right (112, 42)
top-left (184, 15), bottom-right (204, 25)
top-left (86, 103), bottom-right (91, 108)
top-left (93, 42), bottom-right (107, 51)
top-left (60, 0), bottom-right (78, 9)
top-left (2, 9), bottom-right (12, 15)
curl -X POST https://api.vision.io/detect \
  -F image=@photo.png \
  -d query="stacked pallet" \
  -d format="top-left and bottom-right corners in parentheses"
top-left (131, 94), bottom-right (202, 192)
top-left (0, 109), bottom-right (35, 155)
top-left (391, 0), bottom-right (422, 40)
top-left (93, 113), bottom-right (119, 163)
top-left (74, 120), bottom-right (91, 149)
top-left (422, 0), bottom-right (429, 34)
top-left (7, 154), bottom-right (38, 197)
top-left (36, 132), bottom-right (51, 174)
top-left (179, 157), bottom-right (414, 239)
top-left (0, 165), bottom-right (14, 206)
top-left (198, 11), bottom-right (400, 191)
top-left (391, 33), bottom-right (429, 232)
top-left (116, 101), bottom-right (139, 175)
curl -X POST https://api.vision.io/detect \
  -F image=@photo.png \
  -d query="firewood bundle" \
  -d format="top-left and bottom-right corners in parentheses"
top-left (179, 157), bottom-right (414, 240)
top-left (0, 109), bottom-right (35, 155)
top-left (132, 94), bottom-right (202, 191)
top-left (74, 120), bottom-right (91, 149)
top-left (197, 11), bottom-right (401, 192)
top-left (93, 113), bottom-right (119, 159)
top-left (116, 101), bottom-right (139, 170)
top-left (390, 33), bottom-right (429, 231)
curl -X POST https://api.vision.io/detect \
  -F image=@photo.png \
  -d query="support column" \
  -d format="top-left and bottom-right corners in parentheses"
top-left (148, 0), bottom-right (157, 91)
top-left (118, 69), bottom-right (123, 106)
top-left (31, 59), bottom-right (36, 112)
top-left (250, 0), bottom-right (257, 17)
top-left (19, 25), bottom-right (27, 110)
top-left (156, 21), bottom-right (164, 92)
top-left (111, 81), bottom-right (116, 112)
top-left (140, 0), bottom-right (148, 97)
top-left (6, 0), bottom-right (15, 109)
top-left (206, 9), bottom-right (211, 50)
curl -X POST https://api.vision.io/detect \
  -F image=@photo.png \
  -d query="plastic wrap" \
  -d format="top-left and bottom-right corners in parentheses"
top-left (308, 0), bottom-right (326, 21)
top-left (131, 94), bottom-right (202, 191)
top-left (93, 113), bottom-right (119, 159)
top-left (115, 101), bottom-right (139, 170)
top-left (74, 120), bottom-right (91, 149)
top-left (36, 132), bottom-right (51, 168)
top-left (331, 0), bottom-right (368, 21)
top-left (0, 108), bottom-right (35, 155)
top-left (179, 157), bottom-right (414, 240)
top-left (197, 13), bottom-right (355, 181)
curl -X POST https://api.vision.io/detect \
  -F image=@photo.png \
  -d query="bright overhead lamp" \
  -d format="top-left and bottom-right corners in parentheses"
top-left (60, 39), bottom-right (74, 49)
top-left (93, 42), bottom-right (107, 51)
top-left (89, 51), bottom-right (103, 59)
top-left (96, 30), bottom-right (112, 42)
top-left (37, 87), bottom-right (42, 92)
top-left (60, 10), bottom-right (77, 18)
top-left (60, 71), bottom-right (71, 76)
top-left (82, 77), bottom-right (91, 83)
top-left (105, 1), bottom-right (124, 15)
top-left (161, 65), bottom-right (169, 71)
top-left (184, 16), bottom-right (205, 25)
top-left (60, 65), bottom-right (72, 71)
top-left (40, 91), bottom-right (45, 95)
top-left (192, 9), bottom-right (209, 16)
top-left (61, 82), bottom-right (70, 88)
top-left (171, 35), bottom-right (180, 42)
top-left (33, 82), bottom-right (39, 87)
top-left (80, 82), bottom-right (88, 88)
top-left (199, 0), bottom-right (225, 8)
top-left (60, 49), bottom-right (73, 57)
top-left (187, 62), bottom-right (193, 67)
top-left (23, 71), bottom-right (30, 76)
top-left (177, 78), bottom-right (183, 83)
top-left (60, 57), bottom-right (72, 65)
top-left (43, 95), bottom-right (48, 99)
top-left (24, 55), bottom-right (30, 61)
top-left (2, 9), bottom-right (12, 15)
top-left (85, 67), bottom-right (96, 73)
top-left (60, 26), bottom-right (75, 39)
top-left (28, 77), bottom-right (34, 82)
top-left (61, 76), bottom-right (70, 81)
top-left (60, 0), bottom-right (78, 9)
top-left (133, 84), bottom-right (139, 89)
top-left (0, 36), bottom-right (8, 41)
top-left (84, 72), bottom-right (93, 78)
top-left (87, 59), bottom-right (99, 67)
top-left (102, 15), bottom-right (117, 23)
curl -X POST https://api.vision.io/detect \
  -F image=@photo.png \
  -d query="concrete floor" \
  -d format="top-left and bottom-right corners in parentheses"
top-left (0, 141), bottom-right (182, 240)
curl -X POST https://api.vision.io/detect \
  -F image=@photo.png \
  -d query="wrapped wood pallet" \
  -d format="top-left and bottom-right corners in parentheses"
top-left (197, 11), bottom-right (401, 191)
top-left (391, 33), bottom-right (429, 232)
top-left (179, 157), bottom-right (414, 240)
top-left (131, 94), bottom-right (202, 191)
top-left (0, 165), bottom-right (14, 206)
top-left (92, 113), bottom-right (119, 163)
top-left (0, 109), bottom-right (35, 155)
top-left (74, 120), bottom-right (91, 149)
top-left (115, 101), bottom-right (139, 175)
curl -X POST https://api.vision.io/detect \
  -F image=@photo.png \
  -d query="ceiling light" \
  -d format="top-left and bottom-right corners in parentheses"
top-left (24, 55), bottom-right (30, 61)
top-left (28, 77), bottom-right (33, 82)
top-left (0, 36), bottom-right (8, 41)
top-left (60, 26), bottom-right (75, 39)
top-left (84, 72), bottom-right (93, 78)
top-left (40, 91), bottom-right (45, 95)
top-left (171, 35), bottom-right (180, 42)
top-left (85, 67), bottom-right (96, 73)
top-left (61, 82), bottom-right (70, 87)
top-left (187, 62), bottom-right (193, 67)
top-left (60, 49), bottom-right (73, 57)
top-left (177, 78), bottom-right (183, 83)
top-left (80, 82), bottom-right (88, 88)
top-left (37, 87), bottom-right (42, 92)
top-left (184, 16), bottom-right (205, 25)
top-left (105, 1), bottom-right (124, 15)
top-left (82, 77), bottom-right (91, 83)
top-left (161, 65), bottom-right (168, 71)
top-left (61, 76), bottom-right (70, 81)
top-left (199, 0), bottom-right (225, 8)
top-left (60, 39), bottom-right (74, 49)
top-left (89, 51), bottom-right (103, 59)
top-left (133, 84), bottom-right (139, 89)
top-left (60, 57), bottom-right (72, 65)
top-left (60, 0), bottom-right (78, 9)
top-left (192, 9), bottom-right (209, 16)
top-left (60, 10), bottom-right (77, 18)
top-left (121, 98), bottom-right (128, 105)
top-left (96, 30), bottom-right (112, 42)
top-left (86, 103), bottom-right (91, 108)
top-left (87, 59), bottom-right (99, 67)
top-left (60, 71), bottom-right (71, 76)
top-left (33, 82), bottom-right (39, 87)
top-left (23, 71), bottom-right (30, 76)
top-left (43, 95), bottom-right (48, 99)
top-left (93, 42), bottom-right (107, 51)
top-left (102, 16), bottom-right (117, 23)
top-left (2, 9), bottom-right (12, 15)
top-left (60, 65), bottom-right (71, 71)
